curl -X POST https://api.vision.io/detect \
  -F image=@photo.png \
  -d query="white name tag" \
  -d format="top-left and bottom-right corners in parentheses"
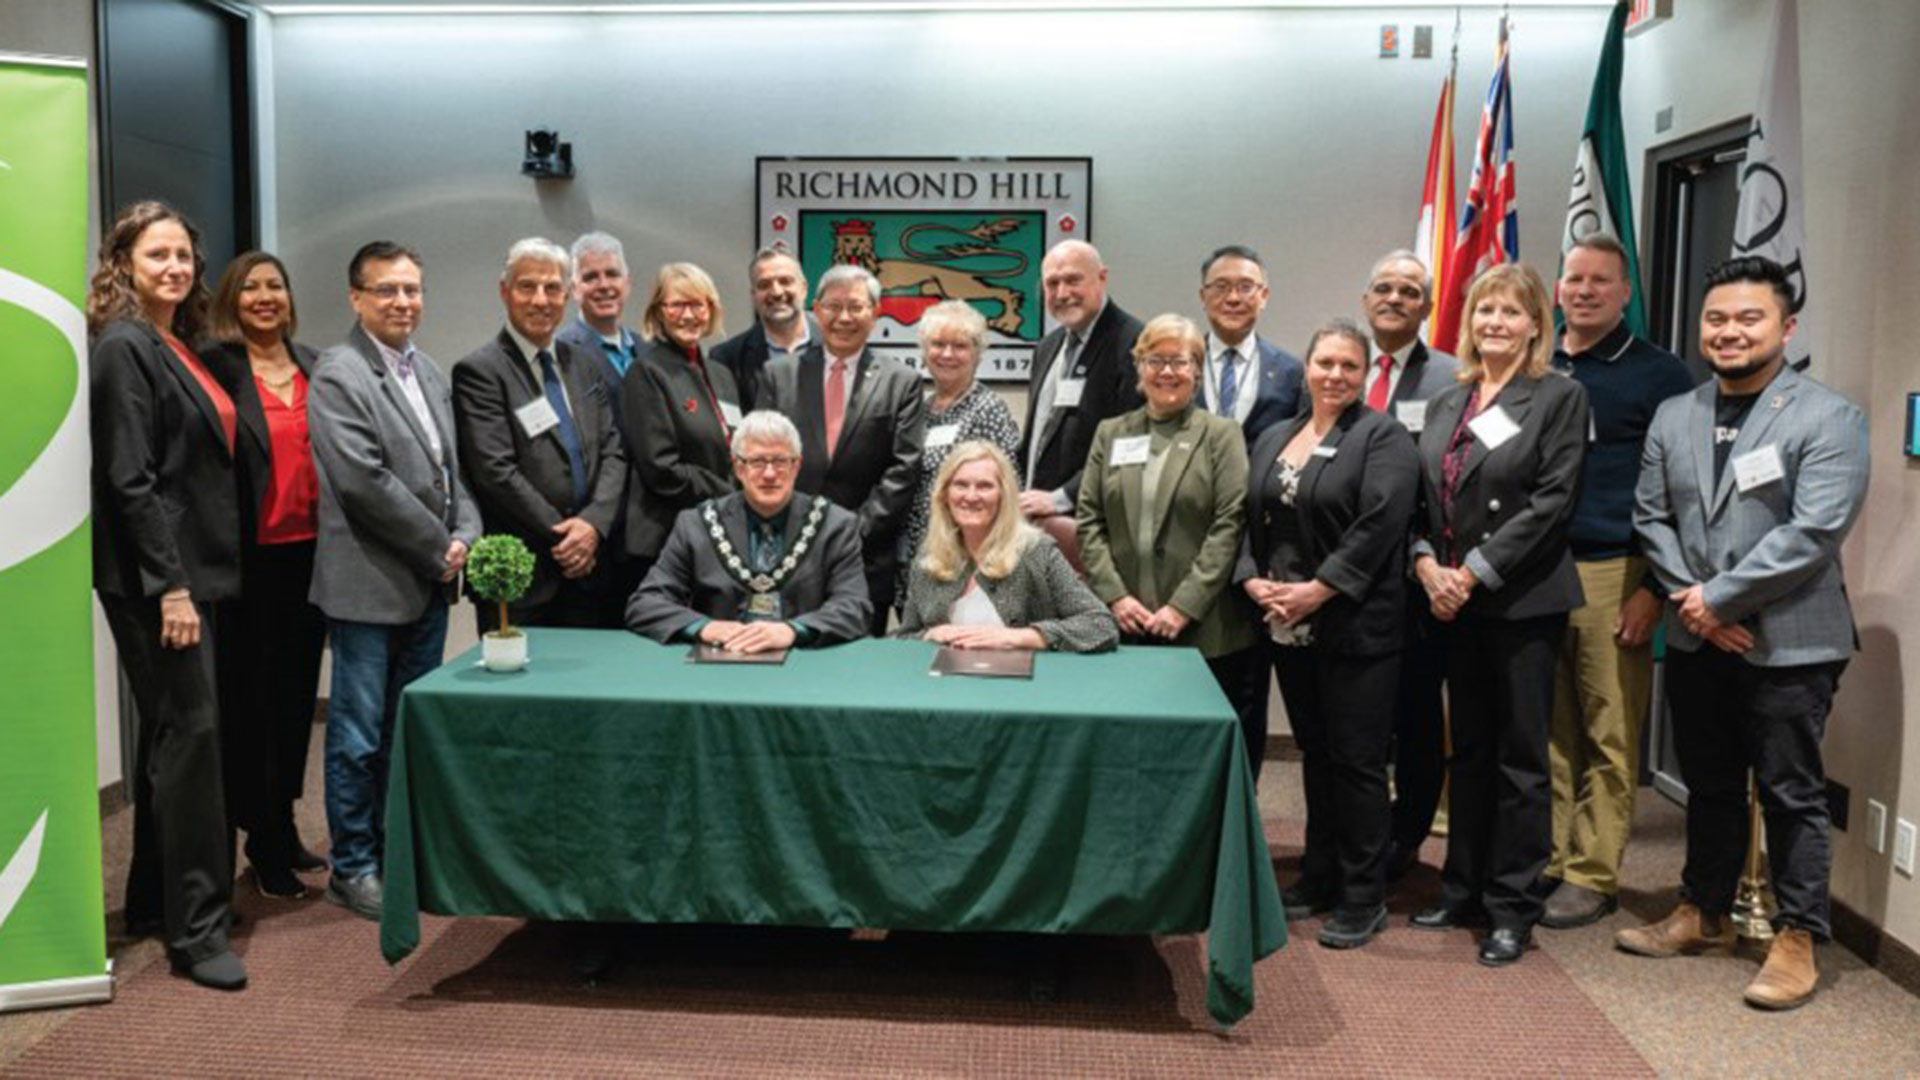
top-left (515, 396), bottom-right (560, 439)
top-left (926, 423), bottom-right (960, 450)
top-left (1395, 400), bottom-right (1427, 434)
top-left (1311, 444), bottom-right (1338, 459)
top-left (1109, 434), bottom-right (1151, 467)
top-left (1733, 444), bottom-right (1786, 492)
top-left (1467, 404), bottom-right (1521, 451)
top-left (1053, 378), bottom-right (1085, 409)
top-left (720, 401), bottom-right (743, 428)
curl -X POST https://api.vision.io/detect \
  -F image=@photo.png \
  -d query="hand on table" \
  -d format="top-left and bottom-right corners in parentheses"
top-left (925, 625), bottom-right (1047, 651)
top-left (701, 619), bottom-right (796, 654)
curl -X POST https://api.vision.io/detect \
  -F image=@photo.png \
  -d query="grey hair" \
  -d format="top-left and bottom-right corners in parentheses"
top-left (815, 263), bottom-right (881, 306)
top-left (1368, 248), bottom-right (1431, 291)
top-left (570, 231), bottom-right (627, 274)
top-left (502, 237), bottom-right (570, 283)
top-left (917, 299), bottom-right (988, 353)
top-left (729, 409), bottom-right (803, 457)
top-left (750, 245), bottom-right (800, 277)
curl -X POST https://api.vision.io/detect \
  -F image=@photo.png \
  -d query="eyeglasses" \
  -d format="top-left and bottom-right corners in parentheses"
top-left (1202, 279), bottom-right (1264, 300)
top-left (817, 301), bottom-right (873, 319)
top-left (736, 455), bottom-right (799, 473)
top-left (1141, 357), bottom-right (1196, 372)
top-left (359, 283), bottom-right (423, 301)
top-left (663, 299), bottom-right (709, 315)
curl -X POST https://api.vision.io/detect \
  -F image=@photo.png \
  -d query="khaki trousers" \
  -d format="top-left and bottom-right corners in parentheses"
top-left (1548, 556), bottom-right (1653, 894)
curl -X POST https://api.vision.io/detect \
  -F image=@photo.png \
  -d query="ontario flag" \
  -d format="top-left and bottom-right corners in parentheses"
top-left (1432, 18), bottom-right (1518, 353)
top-left (1415, 60), bottom-right (1457, 344)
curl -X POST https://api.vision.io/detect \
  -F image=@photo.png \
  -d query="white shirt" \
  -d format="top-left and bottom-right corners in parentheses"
top-left (1025, 298), bottom-right (1107, 492)
top-left (508, 324), bottom-right (572, 415)
top-left (372, 334), bottom-right (443, 464)
top-left (1203, 332), bottom-right (1258, 427)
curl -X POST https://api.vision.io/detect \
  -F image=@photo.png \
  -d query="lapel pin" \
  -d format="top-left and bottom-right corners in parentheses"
top-left (1771, 395), bottom-right (1785, 410)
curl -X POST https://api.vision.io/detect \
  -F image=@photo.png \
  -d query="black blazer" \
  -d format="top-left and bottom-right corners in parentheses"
top-left (758, 344), bottom-right (925, 558)
top-left (1236, 404), bottom-right (1420, 656)
top-left (451, 328), bottom-right (627, 608)
top-left (1414, 371), bottom-right (1589, 620)
top-left (90, 319), bottom-right (240, 602)
top-left (621, 338), bottom-right (741, 561)
top-left (201, 339), bottom-right (320, 549)
top-left (1023, 301), bottom-right (1145, 500)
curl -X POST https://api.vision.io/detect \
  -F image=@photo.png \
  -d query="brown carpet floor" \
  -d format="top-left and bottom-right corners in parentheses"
top-left (4, 729), bottom-right (1918, 1077)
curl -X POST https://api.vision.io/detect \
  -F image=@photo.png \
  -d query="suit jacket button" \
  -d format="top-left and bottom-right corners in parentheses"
top-left (1489, 498), bottom-right (1502, 512)
top-left (1482, 532), bottom-right (1492, 541)
top-left (434, 478), bottom-right (445, 491)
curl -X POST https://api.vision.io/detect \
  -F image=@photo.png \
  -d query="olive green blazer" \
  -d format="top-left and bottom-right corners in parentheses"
top-left (1074, 405), bottom-right (1253, 658)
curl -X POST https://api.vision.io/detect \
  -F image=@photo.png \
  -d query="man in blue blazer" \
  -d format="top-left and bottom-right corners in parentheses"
top-left (1196, 245), bottom-right (1302, 444)
top-left (1621, 257), bottom-right (1869, 1011)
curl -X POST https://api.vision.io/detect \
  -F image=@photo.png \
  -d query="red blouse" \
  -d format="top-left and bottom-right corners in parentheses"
top-left (165, 336), bottom-right (236, 451)
top-left (255, 371), bottom-right (319, 544)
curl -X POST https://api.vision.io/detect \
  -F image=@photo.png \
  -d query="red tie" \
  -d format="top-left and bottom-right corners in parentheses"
top-left (1367, 355), bottom-right (1393, 411)
top-left (824, 356), bottom-right (848, 459)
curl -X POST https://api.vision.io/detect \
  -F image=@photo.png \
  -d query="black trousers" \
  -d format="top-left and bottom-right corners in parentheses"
top-left (101, 594), bottom-right (232, 962)
top-left (1207, 646), bottom-right (1268, 786)
top-left (1389, 612), bottom-right (1449, 854)
top-left (1272, 645), bottom-right (1400, 910)
top-left (1665, 648), bottom-right (1845, 940)
top-left (1441, 611), bottom-right (1565, 929)
top-left (216, 540), bottom-right (326, 871)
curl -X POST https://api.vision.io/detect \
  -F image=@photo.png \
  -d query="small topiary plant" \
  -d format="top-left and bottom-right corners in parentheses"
top-left (466, 534), bottom-right (536, 638)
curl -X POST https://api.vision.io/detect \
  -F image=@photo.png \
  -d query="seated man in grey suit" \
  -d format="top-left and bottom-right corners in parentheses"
top-left (627, 410), bottom-right (871, 652)
top-left (309, 240), bottom-right (480, 920)
top-left (1619, 256), bottom-right (1869, 1011)
top-left (453, 237), bottom-right (626, 630)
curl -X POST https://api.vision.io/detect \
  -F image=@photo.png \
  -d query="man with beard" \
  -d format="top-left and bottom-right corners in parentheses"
top-left (713, 247), bottom-right (817, 413)
top-left (1619, 256), bottom-right (1868, 1011)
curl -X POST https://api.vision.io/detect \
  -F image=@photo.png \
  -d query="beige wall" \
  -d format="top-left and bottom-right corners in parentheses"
top-left (1623, 0), bottom-right (1920, 951)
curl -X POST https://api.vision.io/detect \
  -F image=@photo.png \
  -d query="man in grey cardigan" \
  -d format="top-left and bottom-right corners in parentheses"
top-left (1619, 256), bottom-right (1869, 1011)
top-left (308, 241), bottom-right (480, 920)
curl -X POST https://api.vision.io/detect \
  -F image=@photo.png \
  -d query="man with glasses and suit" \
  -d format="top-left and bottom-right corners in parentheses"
top-left (1195, 244), bottom-right (1302, 444)
top-left (1618, 256), bottom-right (1869, 1012)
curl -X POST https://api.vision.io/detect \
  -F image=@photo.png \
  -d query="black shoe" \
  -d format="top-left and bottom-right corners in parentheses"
top-left (1539, 881), bottom-right (1619, 929)
top-left (1409, 903), bottom-right (1485, 931)
top-left (1478, 926), bottom-right (1532, 967)
top-left (170, 949), bottom-right (249, 991)
top-left (1318, 905), bottom-right (1388, 950)
top-left (288, 841), bottom-right (328, 873)
top-left (1280, 883), bottom-right (1335, 921)
top-left (254, 864), bottom-right (308, 900)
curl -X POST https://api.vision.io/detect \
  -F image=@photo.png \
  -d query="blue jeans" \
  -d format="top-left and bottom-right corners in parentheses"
top-left (324, 600), bottom-right (448, 879)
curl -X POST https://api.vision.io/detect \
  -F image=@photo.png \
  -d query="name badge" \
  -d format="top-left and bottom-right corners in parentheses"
top-left (1395, 400), bottom-right (1427, 434)
top-left (1311, 444), bottom-right (1338, 459)
top-left (720, 401), bottom-right (743, 428)
top-left (1467, 404), bottom-right (1521, 451)
top-left (1109, 434), bottom-right (1151, 467)
top-left (1053, 378), bottom-right (1085, 409)
top-left (515, 396), bottom-right (560, 439)
top-left (1733, 444), bottom-right (1786, 492)
top-left (926, 423), bottom-right (960, 450)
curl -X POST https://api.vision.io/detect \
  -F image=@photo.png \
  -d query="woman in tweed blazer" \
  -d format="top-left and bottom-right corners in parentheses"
top-left (896, 442), bottom-right (1117, 653)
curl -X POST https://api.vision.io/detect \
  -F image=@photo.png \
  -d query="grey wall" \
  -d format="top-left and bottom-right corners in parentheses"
top-left (269, 6), bottom-right (1612, 365)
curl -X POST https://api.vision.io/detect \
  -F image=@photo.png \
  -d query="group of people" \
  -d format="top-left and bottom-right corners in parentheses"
top-left (89, 197), bottom-right (1867, 1013)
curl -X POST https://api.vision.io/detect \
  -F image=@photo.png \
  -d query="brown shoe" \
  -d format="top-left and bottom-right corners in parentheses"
top-left (1744, 928), bottom-right (1818, 1010)
top-left (1613, 902), bottom-right (1735, 957)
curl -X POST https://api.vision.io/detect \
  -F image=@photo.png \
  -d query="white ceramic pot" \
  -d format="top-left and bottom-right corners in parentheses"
top-left (482, 630), bottom-right (529, 672)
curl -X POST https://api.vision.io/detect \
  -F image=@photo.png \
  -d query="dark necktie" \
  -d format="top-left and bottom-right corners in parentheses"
top-left (1217, 347), bottom-right (1240, 418)
top-left (537, 349), bottom-right (589, 511)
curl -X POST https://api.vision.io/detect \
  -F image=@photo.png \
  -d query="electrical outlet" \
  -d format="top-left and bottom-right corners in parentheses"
top-left (1867, 799), bottom-right (1889, 854)
top-left (1896, 818), bottom-right (1918, 878)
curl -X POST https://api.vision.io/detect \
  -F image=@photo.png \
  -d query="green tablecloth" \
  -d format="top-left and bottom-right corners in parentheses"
top-left (379, 629), bottom-right (1285, 1026)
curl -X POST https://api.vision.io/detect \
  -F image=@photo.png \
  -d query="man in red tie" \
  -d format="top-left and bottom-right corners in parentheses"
top-left (758, 264), bottom-right (925, 633)
top-left (1360, 249), bottom-right (1461, 885)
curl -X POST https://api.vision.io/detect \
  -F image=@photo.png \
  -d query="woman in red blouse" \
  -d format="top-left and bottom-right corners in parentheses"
top-left (203, 252), bottom-right (327, 903)
top-left (89, 201), bottom-right (248, 991)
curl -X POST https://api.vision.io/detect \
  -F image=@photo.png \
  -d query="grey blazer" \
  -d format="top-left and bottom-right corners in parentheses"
top-left (309, 324), bottom-right (481, 624)
top-left (1386, 341), bottom-right (1461, 423)
top-left (625, 491), bottom-right (872, 646)
top-left (1633, 365), bottom-right (1868, 666)
top-left (893, 532), bottom-right (1119, 653)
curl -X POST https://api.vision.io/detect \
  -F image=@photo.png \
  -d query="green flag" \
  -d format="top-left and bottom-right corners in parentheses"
top-left (0, 52), bottom-right (111, 1012)
top-left (1560, 0), bottom-right (1647, 337)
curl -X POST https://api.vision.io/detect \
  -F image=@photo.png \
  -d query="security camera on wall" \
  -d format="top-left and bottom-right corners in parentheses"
top-left (523, 129), bottom-right (573, 180)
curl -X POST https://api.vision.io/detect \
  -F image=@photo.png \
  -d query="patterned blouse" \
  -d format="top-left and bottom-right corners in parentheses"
top-left (901, 380), bottom-right (1024, 577)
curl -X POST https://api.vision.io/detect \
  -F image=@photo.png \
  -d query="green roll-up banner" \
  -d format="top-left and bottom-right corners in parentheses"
top-left (0, 52), bottom-right (112, 1012)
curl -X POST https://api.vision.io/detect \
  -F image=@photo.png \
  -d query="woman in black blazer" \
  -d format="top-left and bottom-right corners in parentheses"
top-left (1407, 263), bottom-right (1590, 966)
top-left (88, 201), bottom-right (247, 990)
top-left (1236, 318), bottom-right (1420, 950)
top-left (202, 251), bottom-right (327, 901)
top-left (622, 262), bottom-right (742, 568)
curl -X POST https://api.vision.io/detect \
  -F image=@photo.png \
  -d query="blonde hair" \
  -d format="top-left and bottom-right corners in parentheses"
top-left (1129, 313), bottom-right (1206, 398)
top-left (641, 262), bottom-right (726, 343)
top-left (1456, 262), bottom-right (1555, 381)
top-left (919, 441), bottom-right (1038, 582)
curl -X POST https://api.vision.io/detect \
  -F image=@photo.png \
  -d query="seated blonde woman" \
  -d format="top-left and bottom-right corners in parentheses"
top-left (896, 442), bottom-right (1118, 653)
